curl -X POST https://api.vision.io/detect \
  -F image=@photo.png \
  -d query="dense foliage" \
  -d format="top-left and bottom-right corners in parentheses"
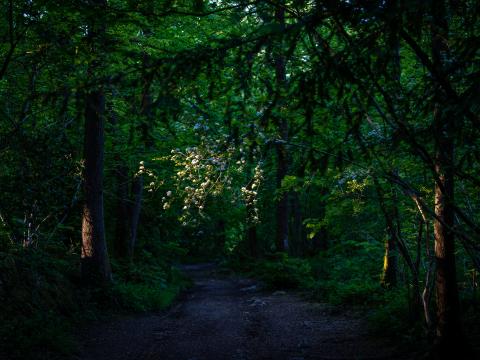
top-left (0, 0), bottom-right (479, 359)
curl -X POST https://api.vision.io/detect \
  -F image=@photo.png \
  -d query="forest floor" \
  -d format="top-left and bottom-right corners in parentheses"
top-left (77, 263), bottom-right (413, 360)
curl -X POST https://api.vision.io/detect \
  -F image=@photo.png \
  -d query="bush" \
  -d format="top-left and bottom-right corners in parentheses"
top-left (109, 260), bottom-right (191, 312)
top-left (0, 244), bottom-right (191, 360)
top-left (111, 282), bottom-right (180, 312)
top-left (308, 245), bottom-right (384, 306)
top-left (317, 278), bottom-right (382, 306)
top-left (255, 253), bottom-right (314, 290)
top-left (367, 288), bottom-right (425, 350)
top-left (306, 246), bottom-right (425, 349)
top-left (0, 245), bottom-right (81, 360)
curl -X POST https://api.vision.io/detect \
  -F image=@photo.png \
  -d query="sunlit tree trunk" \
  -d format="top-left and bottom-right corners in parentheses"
top-left (431, 1), bottom-right (465, 356)
top-left (374, 177), bottom-right (398, 287)
top-left (382, 231), bottom-right (398, 287)
top-left (377, 0), bottom-right (402, 288)
top-left (433, 114), bottom-right (462, 355)
top-left (81, 0), bottom-right (111, 284)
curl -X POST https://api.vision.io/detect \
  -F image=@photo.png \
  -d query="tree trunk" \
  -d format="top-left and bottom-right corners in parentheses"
top-left (274, 4), bottom-right (289, 252)
top-left (109, 89), bottom-right (130, 260)
top-left (81, 0), bottom-right (111, 284)
top-left (291, 191), bottom-right (303, 256)
top-left (124, 27), bottom-right (154, 259)
top-left (129, 175), bottom-right (143, 258)
top-left (310, 187), bottom-right (328, 254)
top-left (114, 163), bottom-right (130, 258)
top-left (381, 231), bottom-right (398, 287)
top-left (245, 181), bottom-right (258, 258)
top-left (373, 177), bottom-right (398, 287)
top-left (247, 221), bottom-right (257, 258)
top-left (433, 132), bottom-right (463, 355)
top-left (431, 1), bottom-right (466, 356)
top-left (244, 130), bottom-right (258, 258)
top-left (275, 145), bottom-right (289, 252)
top-left (81, 90), bottom-right (111, 283)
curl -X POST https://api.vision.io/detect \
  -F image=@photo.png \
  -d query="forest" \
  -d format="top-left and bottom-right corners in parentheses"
top-left (0, 0), bottom-right (479, 359)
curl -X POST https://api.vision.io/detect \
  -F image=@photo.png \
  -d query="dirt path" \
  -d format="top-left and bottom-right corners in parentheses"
top-left (78, 264), bottom-right (408, 360)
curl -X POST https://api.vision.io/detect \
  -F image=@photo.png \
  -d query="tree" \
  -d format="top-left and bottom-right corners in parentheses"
top-left (81, 0), bottom-right (111, 284)
top-left (273, 3), bottom-right (290, 253)
top-left (431, 0), bottom-right (464, 355)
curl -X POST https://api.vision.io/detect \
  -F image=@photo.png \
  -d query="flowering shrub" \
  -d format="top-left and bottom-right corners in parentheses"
top-left (156, 139), bottom-right (264, 226)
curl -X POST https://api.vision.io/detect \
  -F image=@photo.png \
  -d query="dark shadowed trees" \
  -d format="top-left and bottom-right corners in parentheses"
top-left (81, 0), bottom-right (111, 284)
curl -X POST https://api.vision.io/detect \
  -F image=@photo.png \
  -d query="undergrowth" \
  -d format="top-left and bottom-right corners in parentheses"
top-left (226, 246), bottom-right (425, 349)
top-left (226, 243), bottom-right (479, 355)
top-left (0, 242), bottom-right (190, 360)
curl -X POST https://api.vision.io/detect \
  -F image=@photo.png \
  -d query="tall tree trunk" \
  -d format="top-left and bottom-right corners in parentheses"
top-left (381, 231), bottom-right (398, 287)
top-left (378, 0), bottom-right (401, 288)
top-left (125, 25), bottom-right (154, 259)
top-left (275, 144), bottom-right (289, 252)
top-left (245, 130), bottom-right (258, 258)
top-left (310, 186), bottom-right (328, 254)
top-left (433, 120), bottom-right (462, 355)
top-left (109, 90), bottom-right (130, 260)
top-left (411, 195), bottom-right (435, 328)
top-left (81, 0), bottom-right (110, 284)
top-left (290, 161), bottom-right (307, 256)
top-left (246, 178), bottom-right (257, 258)
top-left (291, 192), bottom-right (303, 256)
top-left (431, 1), bottom-right (465, 356)
top-left (274, 3), bottom-right (289, 252)
top-left (129, 175), bottom-right (143, 258)
top-left (374, 177), bottom-right (398, 287)
top-left (247, 224), bottom-right (257, 258)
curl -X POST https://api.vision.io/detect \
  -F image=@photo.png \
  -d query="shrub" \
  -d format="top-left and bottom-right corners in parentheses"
top-left (0, 245), bottom-right (81, 360)
top-left (0, 244), bottom-right (191, 360)
top-left (319, 278), bottom-right (382, 306)
top-left (255, 253), bottom-right (314, 289)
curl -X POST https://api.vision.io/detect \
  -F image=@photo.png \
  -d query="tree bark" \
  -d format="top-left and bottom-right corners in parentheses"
top-left (81, 90), bottom-right (110, 283)
top-left (433, 128), bottom-right (463, 355)
top-left (431, 1), bottom-right (466, 356)
top-left (373, 177), bottom-right (398, 287)
top-left (124, 25), bottom-right (154, 259)
top-left (114, 163), bottom-right (130, 258)
top-left (246, 181), bottom-right (258, 258)
top-left (274, 3), bottom-right (289, 252)
top-left (128, 175), bottom-right (143, 258)
top-left (244, 130), bottom-right (258, 258)
top-left (291, 191), bottom-right (303, 256)
top-left (247, 221), bottom-right (257, 258)
top-left (109, 89), bottom-right (131, 260)
top-left (275, 144), bottom-right (289, 252)
top-left (81, 0), bottom-right (111, 284)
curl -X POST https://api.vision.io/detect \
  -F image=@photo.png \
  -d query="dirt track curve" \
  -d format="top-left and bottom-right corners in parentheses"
top-left (78, 263), bottom-right (409, 360)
